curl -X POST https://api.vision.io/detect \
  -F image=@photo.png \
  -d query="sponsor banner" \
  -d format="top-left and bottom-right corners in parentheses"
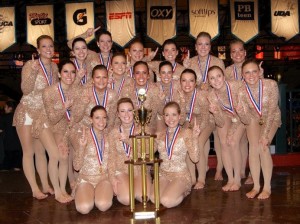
top-left (147, 0), bottom-right (176, 45)
top-left (271, 0), bottom-right (299, 41)
top-left (66, 2), bottom-right (94, 43)
top-left (230, 0), bottom-right (258, 43)
top-left (106, 0), bottom-right (135, 47)
top-left (0, 7), bottom-right (15, 51)
top-left (189, 0), bottom-right (219, 39)
top-left (26, 5), bottom-right (54, 48)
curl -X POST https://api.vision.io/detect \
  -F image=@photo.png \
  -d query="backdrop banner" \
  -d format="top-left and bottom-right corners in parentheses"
top-left (0, 7), bottom-right (15, 51)
top-left (65, 2), bottom-right (94, 43)
top-left (230, 0), bottom-right (259, 43)
top-left (106, 0), bottom-right (135, 47)
top-left (26, 5), bottom-right (54, 48)
top-left (271, 0), bottom-right (299, 41)
top-left (189, 0), bottom-right (219, 40)
top-left (147, 0), bottom-right (176, 45)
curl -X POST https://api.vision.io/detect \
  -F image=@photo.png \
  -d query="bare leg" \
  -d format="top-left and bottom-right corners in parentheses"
top-left (75, 182), bottom-right (95, 214)
top-left (134, 173), bottom-right (152, 203)
top-left (68, 145), bottom-right (77, 191)
top-left (150, 176), bottom-right (169, 203)
top-left (114, 173), bottom-right (130, 205)
top-left (95, 180), bottom-right (113, 211)
top-left (16, 126), bottom-right (47, 199)
top-left (185, 155), bottom-right (196, 186)
top-left (213, 131), bottom-right (223, 181)
top-left (240, 132), bottom-right (248, 178)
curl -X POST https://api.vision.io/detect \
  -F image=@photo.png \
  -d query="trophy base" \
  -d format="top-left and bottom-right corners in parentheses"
top-left (134, 211), bottom-right (157, 220)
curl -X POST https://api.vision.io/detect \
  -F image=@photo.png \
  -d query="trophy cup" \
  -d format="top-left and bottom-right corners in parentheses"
top-left (125, 88), bottom-right (162, 222)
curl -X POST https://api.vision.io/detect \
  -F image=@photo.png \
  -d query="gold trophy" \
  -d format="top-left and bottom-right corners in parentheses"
top-left (125, 88), bottom-right (162, 222)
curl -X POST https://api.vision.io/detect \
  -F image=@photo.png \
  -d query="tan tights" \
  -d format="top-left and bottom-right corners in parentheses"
top-left (75, 180), bottom-right (113, 214)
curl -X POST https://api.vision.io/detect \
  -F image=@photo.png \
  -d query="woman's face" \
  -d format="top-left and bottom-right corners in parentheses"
top-left (129, 42), bottom-right (144, 62)
top-left (164, 106), bottom-right (181, 128)
top-left (37, 38), bottom-right (54, 60)
top-left (134, 64), bottom-right (149, 86)
top-left (72, 41), bottom-right (88, 62)
top-left (208, 68), bottom-right (225, 90)
top-left (242, 62), bottom-right (260, 86)
top-left (230, 42), bottom-right (246, 64)
top-left (91, 109), bottom-right (107, 131)
top-left (159, 64), bottom-right (173, 85)
top-left (111, 55), bottom-right (126, 76)
top-left (162, 43), bottom-right (178, 63)
top-left (59, 63), bottom-right (76, 86)
top-left (97, 34), bottom-right (113, 53)
top-left (118, 102), bottom-right (134, 125)
top-left (180, 72), bottom-right (196, 93)
top-left (93, 69), bottom-right (108, 90)
top-left (195, 36), bottom-right (211, 57)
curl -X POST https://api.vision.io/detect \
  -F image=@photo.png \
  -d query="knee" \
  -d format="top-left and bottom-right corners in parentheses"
top-left (117, 194), bottom-right (130, 206)
top-left (95, 200), bottom-right (112, 212)
top-left (160, 196), bottom-right (177, 208)
top-left (75, 202), bottom-right (94, 214)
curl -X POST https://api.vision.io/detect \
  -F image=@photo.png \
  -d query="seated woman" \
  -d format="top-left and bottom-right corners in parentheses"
top-left (150, 102), bottom-right (200, 208)
top-left (73, 105), bottom-right (113, 214)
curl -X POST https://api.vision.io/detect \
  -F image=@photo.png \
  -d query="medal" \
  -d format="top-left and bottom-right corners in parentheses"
top-left (99, 53), bottom-right (111, 70)
top-left (120, 123), bottom-right (135, 157)
top-left (217, 81), bottom-right (235, 117)
top-left (245, 79), bottom-right (263, 125)
top-left (186, 89), bottom-right (197, 122)
top-left (38, 58), bottom-right (53, 86)
top-left (231, 117), bottom-right (238, 123)
top-left (58, 82), bottom-right (71, 121)
top-left (166, 125), bottom-right (180, 160)
top-left (259, 118), bottom-right (264, 125)
top-left (92, 86), bottom-right (108, 108)
top-left (74, 59), bottom-right (87, 85)
top-left (90, 127), bottom-right (105, 165)
top-left (198, 55), bottom-right (211, 83)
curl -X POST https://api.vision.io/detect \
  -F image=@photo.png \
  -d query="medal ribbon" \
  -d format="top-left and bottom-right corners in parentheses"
top-left (187, 89), bottom-right (197, 122)
top-left (38, 58), bottom-right (52, 86)
top-left (119, 123), bottom-right (135, 157)
top-left (129, 67), bottom-right (134, 78)
top-left (161, 81), bottom-right (173, 104)
top-left (58, 82), bottom-right (71, 121)
top-left (165, 125), bottom-right (180, 160)
top-left (74, 59), bottom-right (87, 85)
top-left (198, 55), bottom-right (211, 83)
top-left (99, 53), bottom-right (111, 70)
top-left (218, 81), bottom-right (234, 115)
top-left (90, 127), bottom-right (104, 165)
top-left (93, 86), bottom-right (108, 108)
top-left (135, 82), bottom-right (149, 107)
top-left (117, 76), bottom-right (125, 96)
top-left (172, 62), bottom-right (177, 72)
top-left (245, 79), bottom-right (263, 117)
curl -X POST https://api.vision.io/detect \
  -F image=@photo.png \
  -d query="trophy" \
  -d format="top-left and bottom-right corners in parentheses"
top-left (125, 88), bottom-right (162, 222)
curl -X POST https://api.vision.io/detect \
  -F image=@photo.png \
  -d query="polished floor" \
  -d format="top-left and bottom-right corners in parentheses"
top-left (0, 166), bottom-right (300, 224)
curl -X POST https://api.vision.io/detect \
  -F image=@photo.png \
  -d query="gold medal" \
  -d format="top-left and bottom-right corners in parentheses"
top-left (259, 118), bottom-right (264, 125)
top-left (231, 117), bottom-right (238, 123)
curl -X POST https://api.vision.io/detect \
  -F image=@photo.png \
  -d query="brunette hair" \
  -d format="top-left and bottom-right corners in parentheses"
top-left (133, 61), bottom-right (149, 73)
top-left (36, 35), bottom-right (53, 48)
top-left (159, 61), bottom-right (173, 72)
top-left (117, 97), bottom-right (134, 112)
top-left (242, 59), bottom-right (259, 71)
top-left (72, 37), bottom-right (87, 50)
top-left (92, 64), bottom-right (108, 78)
top-left (207, 65), bottom-right (224, 78)
top-left (96, 30), bottom-right (112, 42)
top-left (58, 60), bottom-right (75, 73)
top-left (180, 69), bottom-right (197, 82)
top-left (162, 39), bottom-right (178, 51)
top-left (196, 32), bottom-right (211, 41)
top-left (163, 101), bottom-right (181, 115)
top-left (90, 105), bottom-right (107, 117)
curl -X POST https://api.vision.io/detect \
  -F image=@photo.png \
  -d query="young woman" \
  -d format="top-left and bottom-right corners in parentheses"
top-left (38, 60), bottom-right (79, 203)
top-left (73, 106), bottom-right (113, 214)
top-left (179, 69), bottom-right (212, 189)
top-left (236, 59), bottom-right (281, 199)
top-left (151, 102), bottom-right (200, 208)
top-left (108, 98), bottom-right (152, 205)
top-left (13, 35), bottom-right (57, 199)
top-left (148, 39), bottom-right (185, 81)
top-left (207, 66), bottom-right (245, 191)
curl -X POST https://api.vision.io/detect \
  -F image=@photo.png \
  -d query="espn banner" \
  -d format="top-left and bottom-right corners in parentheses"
top-left (271, 0), bottom-right (299, 41)
top-left (189, 0), bottom-right (219, 40)
top-left (66, 2), bottom-right (94, 43)
top-left (26, 5), bottom-right (54, 48)
top-left (0, 7), bottom-right (16, 52)
top-left (106, 0), bottom-right (135, 47)
top-left (230, 0), bottom-right (258, 43)
top-left (147, 0), bottom-right (176, 45)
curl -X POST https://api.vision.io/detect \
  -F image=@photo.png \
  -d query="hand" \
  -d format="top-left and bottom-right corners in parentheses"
top-left (177, 89), bottom-right (185, 103)
top-left (192, 119), bottom-right (201, 137)
top-left (158, 87), bottom-right (166, 101)
top-left (259, 61), bottom-right (264, 78)
top-left (119, 131), bottom-right (127, 142)
top-left (79, 127), bottom-right (87, 147)
top-left (77, 62), bottom-right (87, 79)
top-left (31, 54), bottom-right (39, 72)
top-left (208, 99), bottom-right (219, 114)
top-left (183, 50), bottom-right (191, 68)
top-left (86, 26), bottom-right (101, 38)
top-left (148, 47), bottom-right (159, 61)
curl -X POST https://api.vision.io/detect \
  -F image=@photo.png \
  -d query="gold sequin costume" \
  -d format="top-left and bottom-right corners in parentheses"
top-left (236, 79), bottom-right (281, 138)
top-left (73, 129), bottom-right (110, 189)
top-left (148, 61), bottom-right (185, 81)
top-left (13, 60), bottom-right (59, 127)
top-left (156, 128), bottom-right (199, 195)
top-left (225, 64), bottom-right (243, 81)
top-left (107, 73), bottom-right (132, 97)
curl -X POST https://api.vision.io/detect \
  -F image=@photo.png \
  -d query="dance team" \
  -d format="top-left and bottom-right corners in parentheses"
top-left (13, 28), bottom-right (281, 213)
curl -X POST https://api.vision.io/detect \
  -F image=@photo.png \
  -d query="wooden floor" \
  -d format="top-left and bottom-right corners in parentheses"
top-left (1, 165), bottom-right (300, 224)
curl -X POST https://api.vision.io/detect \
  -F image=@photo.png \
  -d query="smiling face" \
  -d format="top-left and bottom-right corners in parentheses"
top-left (118, 102), bottom-right (134, 125)
top-left (162, 43), bottom-right (178, 63)
top-left (230, 42), bottom-right (246, 64)
top-left (208, 67), bottom-right (225, 90)
top-left (195, 36), bottom-right (211, 57)
top-left (163, 105), bottom-right (181, 128)
top-left (242, 62), bottom-right (260, 86)
top-left (93, 68), bottom-right (108, 90)
top-left (134, 63), bottom-right (149, 87)
top-left (97, 34), bottom-right (113, 53)
top-left (72, 40), bottom-right (88, 62)
top-left (180, 72), bottom-right (197, 93)
top-left (159, 64), bottom-right (173, 84)
top-left (91, 109), bottom-right (107, 131)
top-left (111, 55), bottom-right (126, 76)
top-left (37, 38), bottom-right (54, 60)
top-left (59, 63), bottom-right (76, 86)
top-left (129, 42), bottom-right (144, 63)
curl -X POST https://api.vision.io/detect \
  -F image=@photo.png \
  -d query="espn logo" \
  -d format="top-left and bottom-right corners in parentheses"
top-left (109, 12), bottom-right (132, 20)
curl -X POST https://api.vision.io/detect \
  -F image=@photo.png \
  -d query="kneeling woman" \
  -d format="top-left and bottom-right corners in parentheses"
top-left (73, 106), bottom-right (113, 214)
top-left (150, 102), bottom-right (200, 208)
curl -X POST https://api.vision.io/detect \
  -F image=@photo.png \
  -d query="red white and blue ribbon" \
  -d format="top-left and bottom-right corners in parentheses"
top-left (58, 82), bottom-right (71, 121)
top-left (74, 58), bottom-right (87, 85)
top-left (161, 81), bottom-right (173, 104)
top-left (233, 65), bottom-right (239, 80)
top-left (187, 89), bottom-right (197, 122)
top-left (217, 81), bottom-right (235, 115)
top-left (93, 86), bottom-right (108, 108)
top-left (117, 76), bottom-right (125, 96)
top-left (135, 82), bottom-right (149, 107)
top-left (119, 123), bottom-right (135, 157)
top-left (99, 53), bottom-right (111, 70)
top-left (245, 79), bottom-right (263, 117)
top-left (129, 67), bottom-right (134, 78)
top-left (90, 127), bottom-right (104, 165)
top-left (198, 55), bottom-right (211, 83)
top-left (172, 62), bottom-right (177, 72)
top-left (38, 58), bottom-right (52, 86)
top-left (165, 125), bottom-right (180, 160)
